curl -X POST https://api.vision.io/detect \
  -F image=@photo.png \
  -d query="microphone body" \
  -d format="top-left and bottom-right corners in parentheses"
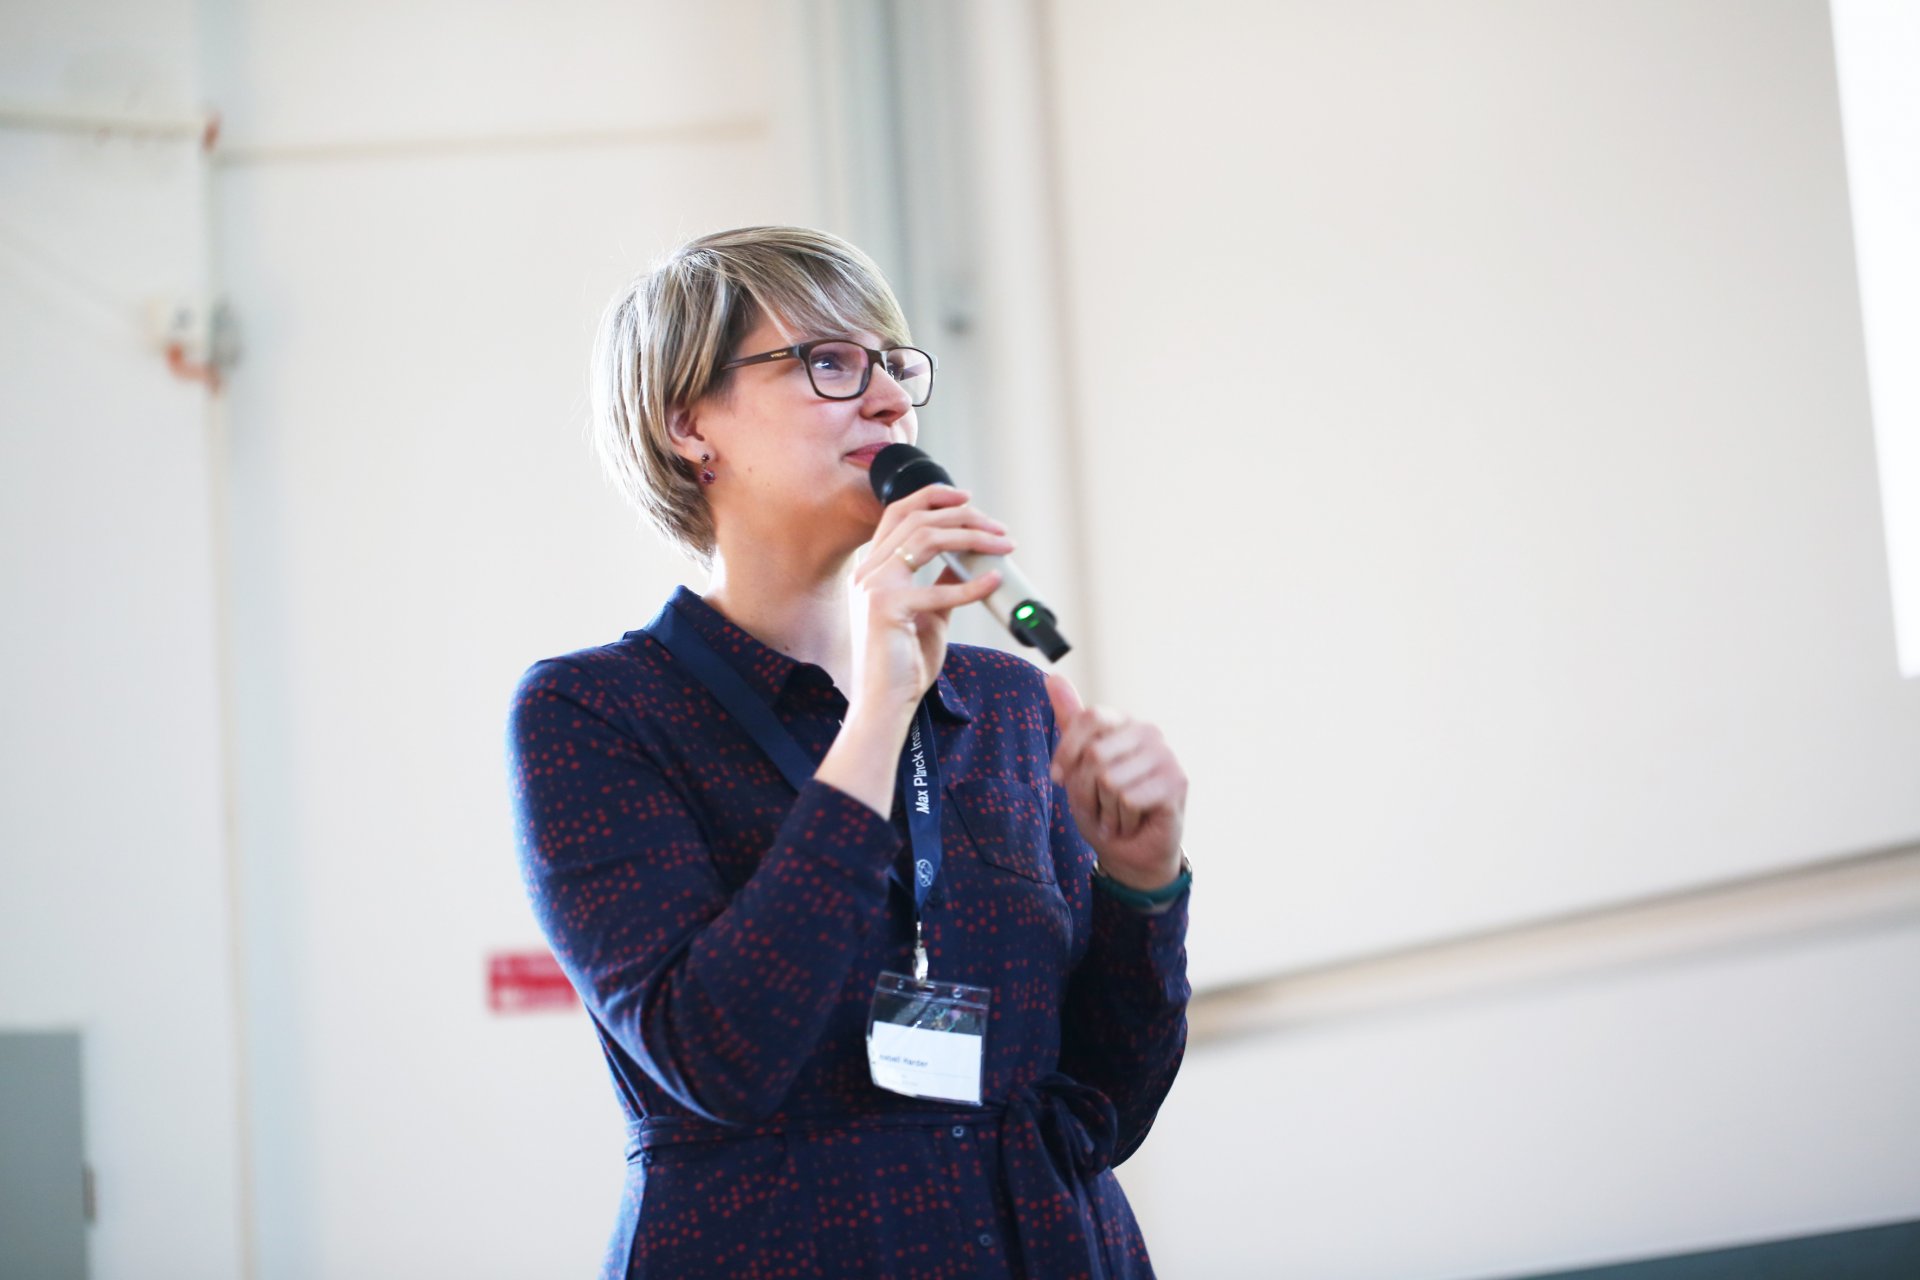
top-left (869, 444), bottom-right (1071, 662)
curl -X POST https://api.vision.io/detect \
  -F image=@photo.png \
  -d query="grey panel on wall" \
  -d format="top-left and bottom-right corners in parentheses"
top-left (0, 1031), bottom-right (88, 1280)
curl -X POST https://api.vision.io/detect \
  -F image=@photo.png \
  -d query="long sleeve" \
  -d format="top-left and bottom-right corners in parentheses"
top-left (1046, 703), bottom-right (1192, 1165)
top-left (506, 656), bottom-right (901, 1125)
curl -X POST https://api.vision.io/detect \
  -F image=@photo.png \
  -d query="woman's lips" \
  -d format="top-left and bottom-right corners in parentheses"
top-left (846, 445), bottom-right (887, 468)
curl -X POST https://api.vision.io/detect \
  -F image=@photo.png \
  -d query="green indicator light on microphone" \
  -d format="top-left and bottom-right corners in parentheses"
top-left (1015, 604), bottom-right (1037, 624)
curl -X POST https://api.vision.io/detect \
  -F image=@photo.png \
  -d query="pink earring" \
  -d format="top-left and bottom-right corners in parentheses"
top-left (699, 452), bottom-right (716, 486)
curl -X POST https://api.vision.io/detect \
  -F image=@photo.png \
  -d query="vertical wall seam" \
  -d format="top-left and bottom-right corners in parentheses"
top-left (1027, 0), bottom-right (1105, 703)
top-left (199, 110), bottom-right (260, 1280)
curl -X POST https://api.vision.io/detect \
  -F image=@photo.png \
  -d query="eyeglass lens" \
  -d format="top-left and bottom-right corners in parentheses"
top-left (805, 342), bottom-right (933, 406)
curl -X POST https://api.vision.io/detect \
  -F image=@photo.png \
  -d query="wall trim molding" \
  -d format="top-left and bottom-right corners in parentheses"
top-left (1190, 841), bottom-right (1920, 1046)
top-left (211, 118), bottom-right (768, 168)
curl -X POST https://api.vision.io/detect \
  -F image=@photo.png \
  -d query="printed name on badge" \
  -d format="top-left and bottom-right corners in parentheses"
top-left (866, 971), bottom-right (991, 1106)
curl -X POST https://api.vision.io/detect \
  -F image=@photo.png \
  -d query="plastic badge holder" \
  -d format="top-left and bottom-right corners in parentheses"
top-left (866, 971), bottom-right (991, 1105)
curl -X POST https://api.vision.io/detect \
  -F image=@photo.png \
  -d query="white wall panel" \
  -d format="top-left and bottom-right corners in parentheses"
top-left (1122, 912), bottom-right (1920, 1279)
top-left (0, 3), bottom-right (244, 1277)
top-left (211, 5), bottom-right (831, 1273)
top-left (1042, 0), bottom-right (1920, 988)
top-left (204, 0), bottom-right (773, 150)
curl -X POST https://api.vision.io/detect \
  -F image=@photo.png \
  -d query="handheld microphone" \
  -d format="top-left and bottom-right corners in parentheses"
top-left (869, 443), bottom-right (1071, 662)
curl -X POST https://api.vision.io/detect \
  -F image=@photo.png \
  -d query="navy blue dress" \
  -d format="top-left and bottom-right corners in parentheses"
top-left (506, 586), bottom-right (1190, 1278)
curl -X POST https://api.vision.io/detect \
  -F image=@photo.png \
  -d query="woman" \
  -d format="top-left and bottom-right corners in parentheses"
top-left (508, 226), bottom-right (1192, 1279)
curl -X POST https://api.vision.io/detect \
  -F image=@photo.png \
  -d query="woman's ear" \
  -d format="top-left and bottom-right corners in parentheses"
top-left (666, 403), bottom-right (705, 464)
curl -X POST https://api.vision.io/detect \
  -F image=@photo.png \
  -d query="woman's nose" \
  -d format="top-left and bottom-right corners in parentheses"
top-left (863, 366), bottom-right (912, 419)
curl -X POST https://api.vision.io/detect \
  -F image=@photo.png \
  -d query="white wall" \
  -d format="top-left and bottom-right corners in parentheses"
top-left (1044, 0), bottom-right (1920, 988)
top-left (1128, 910), bottom-right (1920, 1279)
top-left (1028, 0), bottom-right (1920, 1273)
top-left (0, 2), bottom-right (246, 1277)
top-left (8, 2), bottom-right (1919, 1278)
top-left (205, 2), bottom-right (837, 1276)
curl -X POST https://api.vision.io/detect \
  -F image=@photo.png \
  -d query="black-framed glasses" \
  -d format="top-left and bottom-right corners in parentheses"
top-left (719, 338), bottom-right (937, 407)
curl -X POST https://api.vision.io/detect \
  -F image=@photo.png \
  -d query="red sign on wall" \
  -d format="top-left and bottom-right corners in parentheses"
top-left (488, 950), bottom-right (578, 1013)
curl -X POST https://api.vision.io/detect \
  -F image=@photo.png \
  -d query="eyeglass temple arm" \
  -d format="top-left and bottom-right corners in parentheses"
top-left (720, 347), bottom-right (803, 371)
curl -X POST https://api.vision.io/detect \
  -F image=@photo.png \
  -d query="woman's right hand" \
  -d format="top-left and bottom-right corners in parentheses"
top-left (847, 484), bottom-right (1012, 726)
top-left (815, 485), bottom-right (1011, 818)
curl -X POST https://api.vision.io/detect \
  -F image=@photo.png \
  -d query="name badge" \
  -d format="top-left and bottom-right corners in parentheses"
top-left (866, 971), bottom-right (991, 1106)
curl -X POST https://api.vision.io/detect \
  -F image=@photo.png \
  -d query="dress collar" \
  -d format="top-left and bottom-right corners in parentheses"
top-left (658, 585), bottom-right (975, 723)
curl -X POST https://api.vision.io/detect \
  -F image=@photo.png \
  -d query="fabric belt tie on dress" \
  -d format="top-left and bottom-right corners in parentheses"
top-left (997, 1072), bottom-right (1122, 1280)
top-left (623, 1073), bottom-right (1122, 1279)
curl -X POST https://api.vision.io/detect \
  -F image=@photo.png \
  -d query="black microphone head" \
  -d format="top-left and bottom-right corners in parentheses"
top-left (870, 444), bottom-right (953, 505)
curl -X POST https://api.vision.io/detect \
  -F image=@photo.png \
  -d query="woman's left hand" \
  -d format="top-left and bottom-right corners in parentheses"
top-left (1045, 674), bottom-right (1187, 892)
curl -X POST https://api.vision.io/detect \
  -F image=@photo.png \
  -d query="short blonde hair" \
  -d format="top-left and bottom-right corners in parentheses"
top-left (589, 225), bottom-right (913, 567)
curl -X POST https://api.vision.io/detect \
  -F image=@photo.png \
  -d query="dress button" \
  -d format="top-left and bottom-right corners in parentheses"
top-left (978, 1233), bottom-right (994, 1248)
top-left (951, 1125), bottom-right (966, 1138)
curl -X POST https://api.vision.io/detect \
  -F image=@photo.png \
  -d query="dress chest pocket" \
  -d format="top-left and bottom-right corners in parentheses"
top-left (950, 776), bottom-right (1056, 885)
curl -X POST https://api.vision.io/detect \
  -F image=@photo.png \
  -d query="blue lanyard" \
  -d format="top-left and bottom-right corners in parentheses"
top-left (642, 599), bottom-right (945, 952)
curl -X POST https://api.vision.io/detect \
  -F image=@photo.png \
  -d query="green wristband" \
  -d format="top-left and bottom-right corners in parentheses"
top-left (1092, 859), bottom-right (1192, 910)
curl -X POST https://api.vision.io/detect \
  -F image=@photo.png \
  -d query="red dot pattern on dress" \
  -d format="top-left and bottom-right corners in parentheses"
top-left (507, 586), bottom-right (1189, 1278)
